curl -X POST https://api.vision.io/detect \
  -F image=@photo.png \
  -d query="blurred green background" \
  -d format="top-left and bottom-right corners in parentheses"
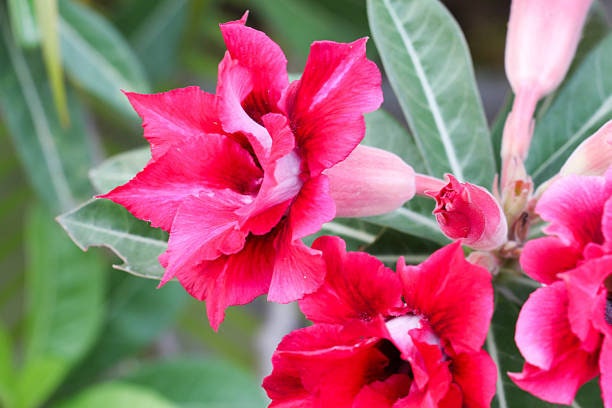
top-left (2, 0), bottom-right (588, 406)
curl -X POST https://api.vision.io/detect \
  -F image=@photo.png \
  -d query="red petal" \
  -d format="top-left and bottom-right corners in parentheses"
top-left (536, 173), bottom-right (609, 248)
top-left (397, 242), bottom-right (494, 353)
top-left (519, 236), bottom-right (581, 284)
top-left (299, 236), bottom-right (403, 325)
top-left (219, 17), bottom-right (288, 113)
top-left (451, 351), bottom-right (497, 408)
top-left (288, 175), bottom-right (336, 240)
top-left (263, 322), bottom-right (386, 406)
top-left (101, 135), bottom-right (261, 231)
top-left (267, 227), bottom-right (326, 303)
top-left (124, 87), bottom-right (221, 160)
top-left (283, 39), bottom-right (383, 176)
top-left (167, 233), bottom-right (275, 330)
top-left (600, 336), bottom-right (612, 408)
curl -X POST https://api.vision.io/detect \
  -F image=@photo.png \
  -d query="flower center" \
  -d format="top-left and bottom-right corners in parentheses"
top-left (605, 275), bottom-right (612, 325)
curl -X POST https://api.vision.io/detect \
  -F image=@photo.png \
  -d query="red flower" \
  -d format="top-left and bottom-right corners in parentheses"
top-left (511, 168), bottom-right (612, 406)
top-left (263, 237), bottom-right (497, 407)
top-left (430, 174), bottom-right (507, 250)
top-left (101, 14), bottom-right (382, 329)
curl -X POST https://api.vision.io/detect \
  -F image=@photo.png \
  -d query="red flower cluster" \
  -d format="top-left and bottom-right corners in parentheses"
top-left (511, 169), bottom-right (612, 406)
top-left (263, 237), bottom-right (497, 407)
top-left (102, 14), bottom-right (382, 329)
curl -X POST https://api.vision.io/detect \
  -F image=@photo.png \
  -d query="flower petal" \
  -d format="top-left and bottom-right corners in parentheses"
top-left (600, 335), bottom-right (612, 408)
top-left (267, 227), bottom-right (326, 303)
top-left (220, 15), bottom-right (288, 115)
top-left (451, 350), bottom-right (497, 408)
top-left (166, 233), bottom-right (276, 330)
top-left (536, 173), bottom-right (609, 248)
top-left (288, 175), bottom-right (336, 240)
top-left (397, 242), bottom-right (494, 353)
top-left (519, 236), bottom-right (581, 284)
top-left (101, 135), bottom-right (261, 231)
top-left (299, 236), bottom-right (403, 325)
top-left (124, 87), bottom-right (221, 160)
top-left (283, 38), bottom-right (383, 176)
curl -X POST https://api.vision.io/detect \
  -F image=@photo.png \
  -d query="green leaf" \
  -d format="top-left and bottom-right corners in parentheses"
top-left (0, 323), bottom-right (15, 408)
top-left (7, 0), bottom-right (39, 47)
top-left (56, 382), bottom-right (177, 408)
top-left (18, 204), bottom-right (105, 408)
top-left (526, 33), bottom-right (612, 186)
top-left (57, 198), bottom-right (168, 279)
top-left (58, 0), bottom-right (150, 117)
top-left (89, 147), bottom-right (149, 194)
top-left (128, 0), bottom-right (189, 83)
top-left (123, 357), bottom-right (268, 407)
top-left (0, 19), bottom-right (95, 213)
top-left (34, 0), bottom-right (69, 125)
top-left (367, 0), bottom-right (495, 187)
top-left (59, 276), bottom-right (188, 395)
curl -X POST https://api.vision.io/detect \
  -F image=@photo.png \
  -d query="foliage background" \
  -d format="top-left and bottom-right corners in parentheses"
top-left (0, 0), bottom-right (610, 407)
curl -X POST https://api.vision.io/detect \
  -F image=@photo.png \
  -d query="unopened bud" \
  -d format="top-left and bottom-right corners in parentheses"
top-left (325, 145), bottom-right (415, 217)
top-left (430, 175), bottom-right (508, 250)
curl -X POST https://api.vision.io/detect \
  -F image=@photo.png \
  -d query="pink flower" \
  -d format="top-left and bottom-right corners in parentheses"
top-left (263, 237), bottom-right (497, 407)
top-left (510, 168), bottom-right (612, 406)
top-left (101, 14), bottom-right (382, 329)
top-left (430, 174), bottom-right (507, 250)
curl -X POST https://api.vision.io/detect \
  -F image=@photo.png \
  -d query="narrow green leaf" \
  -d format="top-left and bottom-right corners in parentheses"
top-left (129, 0), bottom-right (189, 82)
top-left (58, 0), bottom-right (150, 117)
top-left (123, 357), bottom-right (268, 407)
top-left (367, 0), bottom-right (495, 186)
top-left (7, 0), bottom-right (39, 47)
top-left (57, 198), bottom-right (168, 279)
top-left (526, 34), bottom-right (612, 185)
top-left (56, 382), bottom-right (176, 408)
top-left (0, 18), bottom-right (94, 213)
top-left (34, 0), bottom-right (69, 126)
top-left (18, 204), bottom-right (105, 408)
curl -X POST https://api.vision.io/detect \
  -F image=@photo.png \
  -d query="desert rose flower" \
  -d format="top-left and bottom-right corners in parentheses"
top-left (263, 237), bottom-right (497, 407)
top-left (429, 175), bottom-right (507, 250)
top-left (101, 14), bottom-right (383, 329)
top-left (510, 168), bottom-right (612, 406)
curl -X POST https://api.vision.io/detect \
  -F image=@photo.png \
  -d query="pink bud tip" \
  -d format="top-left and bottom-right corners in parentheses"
top-left (560, 120), bottom-right (612, 177)
top-left (430, 175), bottom-right (508, 250)
top-left (505, 0), bottom-right (593, 99)
top-left (325, 145), bottom-right (415, 217)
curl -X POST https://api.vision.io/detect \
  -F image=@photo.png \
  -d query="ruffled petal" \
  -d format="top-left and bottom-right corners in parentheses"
top-left (263, 322), bottom-right (386, 407)
top-left (536, 173), bottom-right (608, 248)
top-left (101, 135), bottom-right (262, 231)
top-left (451, 350), bottom-right (497, 408)
top-left (397, 242), bottom-right (494, 353)
top-left (600, 335), bottom-right (612, 408)
top-left (288, 175), bottom-right (335, 240)
top-left (283, 38), bottom-right (383, 176)
top-left (167, 233), bottom-right (276, 330)
top-left (220, 14), bottom-right (288, 116)
top-left (299, 236), bottom-right (403, 325)
top-left (519, 236), bottom-right (581, 284)
top-left (125, 87), bottom-right (221, 160)
top-left (267, 226), bottom-right (326, 303)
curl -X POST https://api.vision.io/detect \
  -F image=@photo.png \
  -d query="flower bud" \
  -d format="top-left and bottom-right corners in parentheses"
top-left (325, 145), bottom-right (415, 217)
top-left (560, 120), bottom-right (612, 177)
top-left (430, 175), bottom-right (508, 250)
top-left (505, 0), bottom-right (592, 99)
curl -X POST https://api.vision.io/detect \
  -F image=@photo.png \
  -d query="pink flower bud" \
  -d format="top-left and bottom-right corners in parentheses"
top-left (505, 0), bottom-right (592, 99)
top-left (560, 120), bottom-right (612, 177)
top-left (325, 145), bottom-right (415, 217)
top-left (430, 175), bottom-right (508, 250)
